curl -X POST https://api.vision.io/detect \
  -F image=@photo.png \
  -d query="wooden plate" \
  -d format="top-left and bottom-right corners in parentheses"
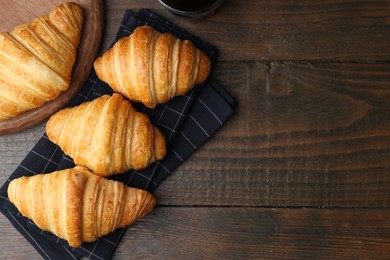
top-left (0, 0), bottom-right (104, 135)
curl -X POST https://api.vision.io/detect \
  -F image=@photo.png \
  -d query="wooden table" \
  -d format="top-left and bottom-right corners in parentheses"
top-left (2, 0), bottom-right (390, 259)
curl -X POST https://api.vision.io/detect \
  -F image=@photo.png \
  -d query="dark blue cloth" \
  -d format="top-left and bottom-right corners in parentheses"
top-left (0, 9), bottom-right (236, 260)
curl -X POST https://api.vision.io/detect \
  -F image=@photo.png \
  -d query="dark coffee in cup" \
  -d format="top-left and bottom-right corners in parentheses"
top-left (160, 0), bottom-right (220, 12)
top-left (158, 0), bottom-right (225, 20)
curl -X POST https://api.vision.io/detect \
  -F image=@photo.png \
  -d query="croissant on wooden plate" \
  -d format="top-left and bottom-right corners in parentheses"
top-left (0, 2), bottom-right (83, 120)
top-left (7, 166), bottom-right (156, 248)
top-left (46, 93), bottom-right (166, 177)
top-left (94, 25), bottom-right (211, 108)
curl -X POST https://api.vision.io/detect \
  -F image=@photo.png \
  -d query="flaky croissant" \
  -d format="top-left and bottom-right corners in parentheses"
top-left (7, 166), bottom-right (156, 248)
top-left (46, 93), bottom-right (166, 177)
top-left (0, 2), bottom-right (83, 120)
top-left (93, 25), bottom-right (211, 108)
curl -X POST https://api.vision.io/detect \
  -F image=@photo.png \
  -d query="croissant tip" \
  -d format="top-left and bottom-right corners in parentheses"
top-left (196, 52), bottom-right (212, 85)
top-left (58, 2), bottom-right (83, 11)
top-left (93, 56), bottom-right (101, 68)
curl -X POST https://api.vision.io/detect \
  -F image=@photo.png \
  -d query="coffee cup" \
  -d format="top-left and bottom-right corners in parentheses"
top-left (158, 0), bottom-right (225, 21)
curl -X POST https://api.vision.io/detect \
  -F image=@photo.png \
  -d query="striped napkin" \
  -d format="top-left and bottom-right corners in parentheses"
top-left (0, 9), bottom-right (236, 260)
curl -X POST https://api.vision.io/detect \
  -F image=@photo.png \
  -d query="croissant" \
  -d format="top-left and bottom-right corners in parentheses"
top-left (0, 2), bottom-right (83, 120)
top-left (7, 166), bottom-right (156, 248)
top-left (93, 25), bottom-right (211, 108)
top-left (46, 93), bottom-right (166, 177)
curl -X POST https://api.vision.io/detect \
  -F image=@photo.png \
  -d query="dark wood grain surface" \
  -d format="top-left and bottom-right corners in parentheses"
top-left (1, 0), bottom-right (390, 259)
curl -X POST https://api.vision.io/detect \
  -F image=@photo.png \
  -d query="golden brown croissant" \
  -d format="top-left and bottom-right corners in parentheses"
top-left (93, 25), bottom-right (211, 108)
top-left (7, 166), bottom-right (156, 248)
top-left (0, 2), bottom-right (83, 120)
top-left (46, 93), bottom-right (166, 177)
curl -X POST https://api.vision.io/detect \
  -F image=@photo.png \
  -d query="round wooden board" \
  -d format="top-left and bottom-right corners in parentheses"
top-left (0, 0), bottom-right (104, 135)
